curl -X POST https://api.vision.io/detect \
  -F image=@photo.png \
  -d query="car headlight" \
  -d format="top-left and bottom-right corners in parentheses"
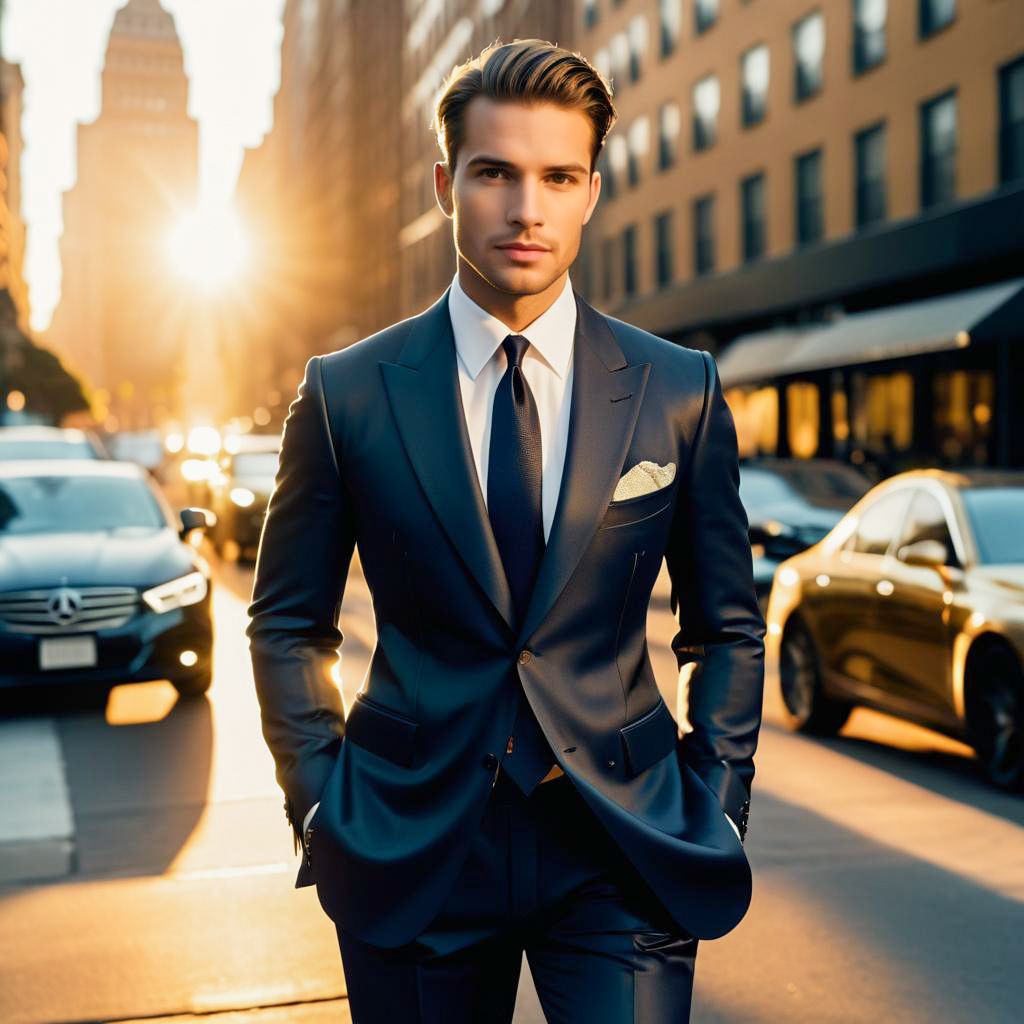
top-left (230, 487), bottom-right (256, 508)
top-left (142, 571), bottom-right (208, 614)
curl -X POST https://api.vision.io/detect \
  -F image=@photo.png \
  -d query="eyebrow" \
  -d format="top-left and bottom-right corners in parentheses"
top-left (466, 155), bottom-right (588, 175)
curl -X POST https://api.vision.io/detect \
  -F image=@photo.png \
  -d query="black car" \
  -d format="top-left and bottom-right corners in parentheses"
top-left (0, 460), bottom-right (214, 699)
top-left (739, 458), bottom-right (872, 613)
top-left (207, 446), bottom-right (279, 558)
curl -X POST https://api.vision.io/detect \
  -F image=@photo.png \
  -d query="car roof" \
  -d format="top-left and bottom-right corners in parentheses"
top-left (0, 458), bottom-right (146, 479)
top-left (883, 468), bottom-right (1024, 490)
top-left (0, 425), bottom-right (90, 441)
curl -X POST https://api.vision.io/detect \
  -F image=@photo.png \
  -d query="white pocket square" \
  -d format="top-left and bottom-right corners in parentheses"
top-left (612, 460), bottom-right (676, 502)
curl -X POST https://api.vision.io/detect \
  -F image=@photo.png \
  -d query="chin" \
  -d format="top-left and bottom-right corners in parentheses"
top-left (482, 262), bottom-right (559, 296)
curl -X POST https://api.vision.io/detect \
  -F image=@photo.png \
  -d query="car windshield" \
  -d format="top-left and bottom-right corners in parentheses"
top-left (962, 488), bottom-right (1024, 564)
top-left (0, 439), bottom-right (96, 459)
top-left (739, 464), bottom-right (870, 512)
top-left (739, 470), bottom-right (798, 508)
top-left (0, 476), bottom-right (165, 535)
top-left (231, 452), bottom-right (278, 480)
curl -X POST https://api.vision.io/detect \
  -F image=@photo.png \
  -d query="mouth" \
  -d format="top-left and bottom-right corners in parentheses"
top-left (496, 243), bottom-right (549, 263)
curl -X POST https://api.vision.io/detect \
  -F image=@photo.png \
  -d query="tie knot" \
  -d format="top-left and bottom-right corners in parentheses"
top-left (502, 334), bottom-right (530, 369)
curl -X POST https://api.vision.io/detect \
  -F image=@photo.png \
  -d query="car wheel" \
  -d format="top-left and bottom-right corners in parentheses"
top-left (173, 667), bottom-right (212, 699)
top-left (779, 617), bottom-right (853, 736)
top-left (964, 641), bottom-right (1024, 792)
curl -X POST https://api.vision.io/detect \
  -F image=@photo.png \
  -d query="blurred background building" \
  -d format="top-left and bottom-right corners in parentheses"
top-left (0, 0), bottom-right (87, 425)
top-left (46, 0), bottom-right (198, 431)
top-left (579, 0), bottom-right (1023, 474)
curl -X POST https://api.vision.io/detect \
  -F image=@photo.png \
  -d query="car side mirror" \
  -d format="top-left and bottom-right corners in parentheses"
top-left (179, 507), bottom-right (216, 538)
top-left (898, 538), bottom-right (948, 568)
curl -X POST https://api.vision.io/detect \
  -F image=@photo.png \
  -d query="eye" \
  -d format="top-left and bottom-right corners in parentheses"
top-left (480, 167), bottom-right (506, 179)
top-left (549, 173), bottom-right (573, 184)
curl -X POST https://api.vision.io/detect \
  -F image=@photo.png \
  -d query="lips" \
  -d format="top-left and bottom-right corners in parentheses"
top-left (497, 244), bottom-right (549, 252)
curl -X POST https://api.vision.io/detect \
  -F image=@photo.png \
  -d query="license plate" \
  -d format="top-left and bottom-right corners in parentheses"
top-left (39, 636), bottom-right (98, 671)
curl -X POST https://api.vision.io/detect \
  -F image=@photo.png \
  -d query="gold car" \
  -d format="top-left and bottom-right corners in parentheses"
top-left (766, 469), bottom-right (1024, 791)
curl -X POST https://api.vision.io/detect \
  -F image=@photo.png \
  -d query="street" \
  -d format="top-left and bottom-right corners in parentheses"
top-left (1, 544), bottom-right (1021, 1024)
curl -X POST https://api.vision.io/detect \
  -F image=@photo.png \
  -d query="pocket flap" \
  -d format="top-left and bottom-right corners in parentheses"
top-left (620, 699), bottom-right (678, 776)
top-left (345, 692), bottom-right (419, 767)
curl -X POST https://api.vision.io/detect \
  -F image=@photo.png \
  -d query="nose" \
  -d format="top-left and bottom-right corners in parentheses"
top-left (506, 178), bottom-right (544, 230)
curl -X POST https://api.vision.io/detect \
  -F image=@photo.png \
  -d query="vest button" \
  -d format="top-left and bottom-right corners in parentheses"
top-left (482, 753), bottom-right (499, 770)
top-left (518, 649), bottom-right (532, 664)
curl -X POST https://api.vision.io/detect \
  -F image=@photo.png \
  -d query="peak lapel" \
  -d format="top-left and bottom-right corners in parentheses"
top-left (516, 293), bottom-right (651, 645)
top-left (379, 288), bottom-right (516, 634)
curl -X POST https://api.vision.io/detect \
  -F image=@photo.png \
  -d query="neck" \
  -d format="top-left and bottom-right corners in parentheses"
top-left (457, 257), bottom-right (567, 332)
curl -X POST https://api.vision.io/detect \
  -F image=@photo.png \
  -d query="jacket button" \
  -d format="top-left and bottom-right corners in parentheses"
top-left (482, 753), bottom-right (499, 770)
top-left (518, 649), bottom-right (532, 664)
top-left (607, 759), bottom-right (616, 768)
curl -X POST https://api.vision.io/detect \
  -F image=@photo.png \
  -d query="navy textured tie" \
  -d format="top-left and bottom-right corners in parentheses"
top-left (487, 334), bottom-right (556, 795)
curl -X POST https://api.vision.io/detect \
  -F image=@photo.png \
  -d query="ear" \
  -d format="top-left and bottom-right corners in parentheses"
top-left (582, 170), bottom-right (602, 226)
top-left (434, 161), bottom-right (454, 219)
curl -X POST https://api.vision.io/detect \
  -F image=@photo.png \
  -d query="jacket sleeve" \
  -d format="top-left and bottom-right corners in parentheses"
top-left (664, 350), bottom-right (765, 840)
top-left (246, 354), bottom-right (356, 847)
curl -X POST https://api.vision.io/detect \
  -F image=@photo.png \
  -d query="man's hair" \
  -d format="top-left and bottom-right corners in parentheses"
top-left (433, 38), bottom-right (617, 176)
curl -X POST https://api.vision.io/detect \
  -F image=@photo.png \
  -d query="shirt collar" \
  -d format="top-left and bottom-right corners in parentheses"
top-left (447, 270), bottom-right (577, 381)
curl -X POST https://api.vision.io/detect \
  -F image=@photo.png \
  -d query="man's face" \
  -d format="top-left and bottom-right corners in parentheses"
top-left (435, 97), bottom-right (601, 298)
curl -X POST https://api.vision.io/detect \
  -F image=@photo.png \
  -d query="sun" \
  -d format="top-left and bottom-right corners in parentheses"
top-left (165, 205), bottom-right (250, 290)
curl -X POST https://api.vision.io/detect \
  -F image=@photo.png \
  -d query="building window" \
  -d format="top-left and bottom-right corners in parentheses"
top-left (999, 55), bottom-right (1024, 185)
top-left (658, 101), bottom-right (680, 170)
top-left (610, 32), bottom-right (630, 90)
top-left (933, 369), bottom-right (994, 464)
top-left (659, 0), bottom-right (682, 58)
top-left (622, 224), bottom-right (638, 297)
top-left (694, 0), bottom-right (719, 35)
top-left (853, 0), bottom-right (886, 75)
top-left (602, 235), bottom-right (615, 299)
top-left (607, 135), bottom-right (628, 198)
top-left (854, 122), bottom-right (887, 227)
top-left (693, 194), bottom-right (715, 275)
top-left (920, 89), bottom-right (956, 209)
top-left (741, 43), bottom-right (770, 127)
top-left (628, 15), bottom-right (649, 82)
top-left (654, 209), bottom-right (674, 288)
top-left (627, 117), bottom-right (650, 186)
top-left (795, 148), bottom-right (824, 246)
top-left (692, 74), bottom-right (720, 151)
top-left (583, 0), bottom-right (599, 30)
top-left (793, 10), bottom-right (825, 103)
top-left (919, 0), bottom-right (955, 39)
top-left (787, 381), bottom-right (820, 458)
top-left (740, 172), bottom-right (766, 263)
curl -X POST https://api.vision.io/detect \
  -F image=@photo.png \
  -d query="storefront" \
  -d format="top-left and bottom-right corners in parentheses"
top-left (718, 277), bottom-right (1024, 478)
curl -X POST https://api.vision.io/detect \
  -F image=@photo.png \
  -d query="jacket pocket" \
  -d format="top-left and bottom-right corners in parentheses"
top-left (345, 691), bottom-right (419, 768)
top-left (619, 698), bottom-right (678, 776)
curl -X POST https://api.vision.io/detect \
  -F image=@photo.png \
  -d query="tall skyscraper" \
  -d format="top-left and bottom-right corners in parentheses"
top-left (49, 0), bottom-right (198, 429)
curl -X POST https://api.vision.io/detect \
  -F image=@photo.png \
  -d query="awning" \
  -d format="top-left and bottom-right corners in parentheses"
top-left (718, 276), bottom-right (1024, 387)
top-left (715, 325), bottom-right (818, 388)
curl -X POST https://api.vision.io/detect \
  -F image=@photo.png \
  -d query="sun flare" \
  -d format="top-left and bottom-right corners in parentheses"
top-left (165, 206), bottom-right (250, 290)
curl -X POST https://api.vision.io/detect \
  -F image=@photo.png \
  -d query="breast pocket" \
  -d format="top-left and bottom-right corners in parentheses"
top-left (599, 482), bottom-right (677, 531)
top-left (345, 691), bottom-right (419, 768)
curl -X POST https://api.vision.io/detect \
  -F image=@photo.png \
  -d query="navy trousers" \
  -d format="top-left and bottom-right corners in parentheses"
top-left (335, 767), bottom-right (700, 1023)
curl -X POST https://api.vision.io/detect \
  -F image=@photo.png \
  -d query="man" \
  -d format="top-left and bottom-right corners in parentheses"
top-left (248, 39), bottom-right (764, 1023)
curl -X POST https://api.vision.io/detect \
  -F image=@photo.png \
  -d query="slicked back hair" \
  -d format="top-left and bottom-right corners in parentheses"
top-left (433, 38), bottom-right (617, 177)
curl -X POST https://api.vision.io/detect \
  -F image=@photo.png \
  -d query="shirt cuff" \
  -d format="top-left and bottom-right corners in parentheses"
top-left (303, 801), bottom-right (320, 833)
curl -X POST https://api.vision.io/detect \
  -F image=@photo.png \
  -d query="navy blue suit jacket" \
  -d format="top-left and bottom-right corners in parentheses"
top-left (247, 285), bottom-right (766, 948)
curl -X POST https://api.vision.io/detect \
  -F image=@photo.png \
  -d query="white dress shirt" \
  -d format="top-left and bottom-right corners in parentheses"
top-left (448, 268), bottom-right (577, 541)
top-left (302, 271), bottom-right (742, 841)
